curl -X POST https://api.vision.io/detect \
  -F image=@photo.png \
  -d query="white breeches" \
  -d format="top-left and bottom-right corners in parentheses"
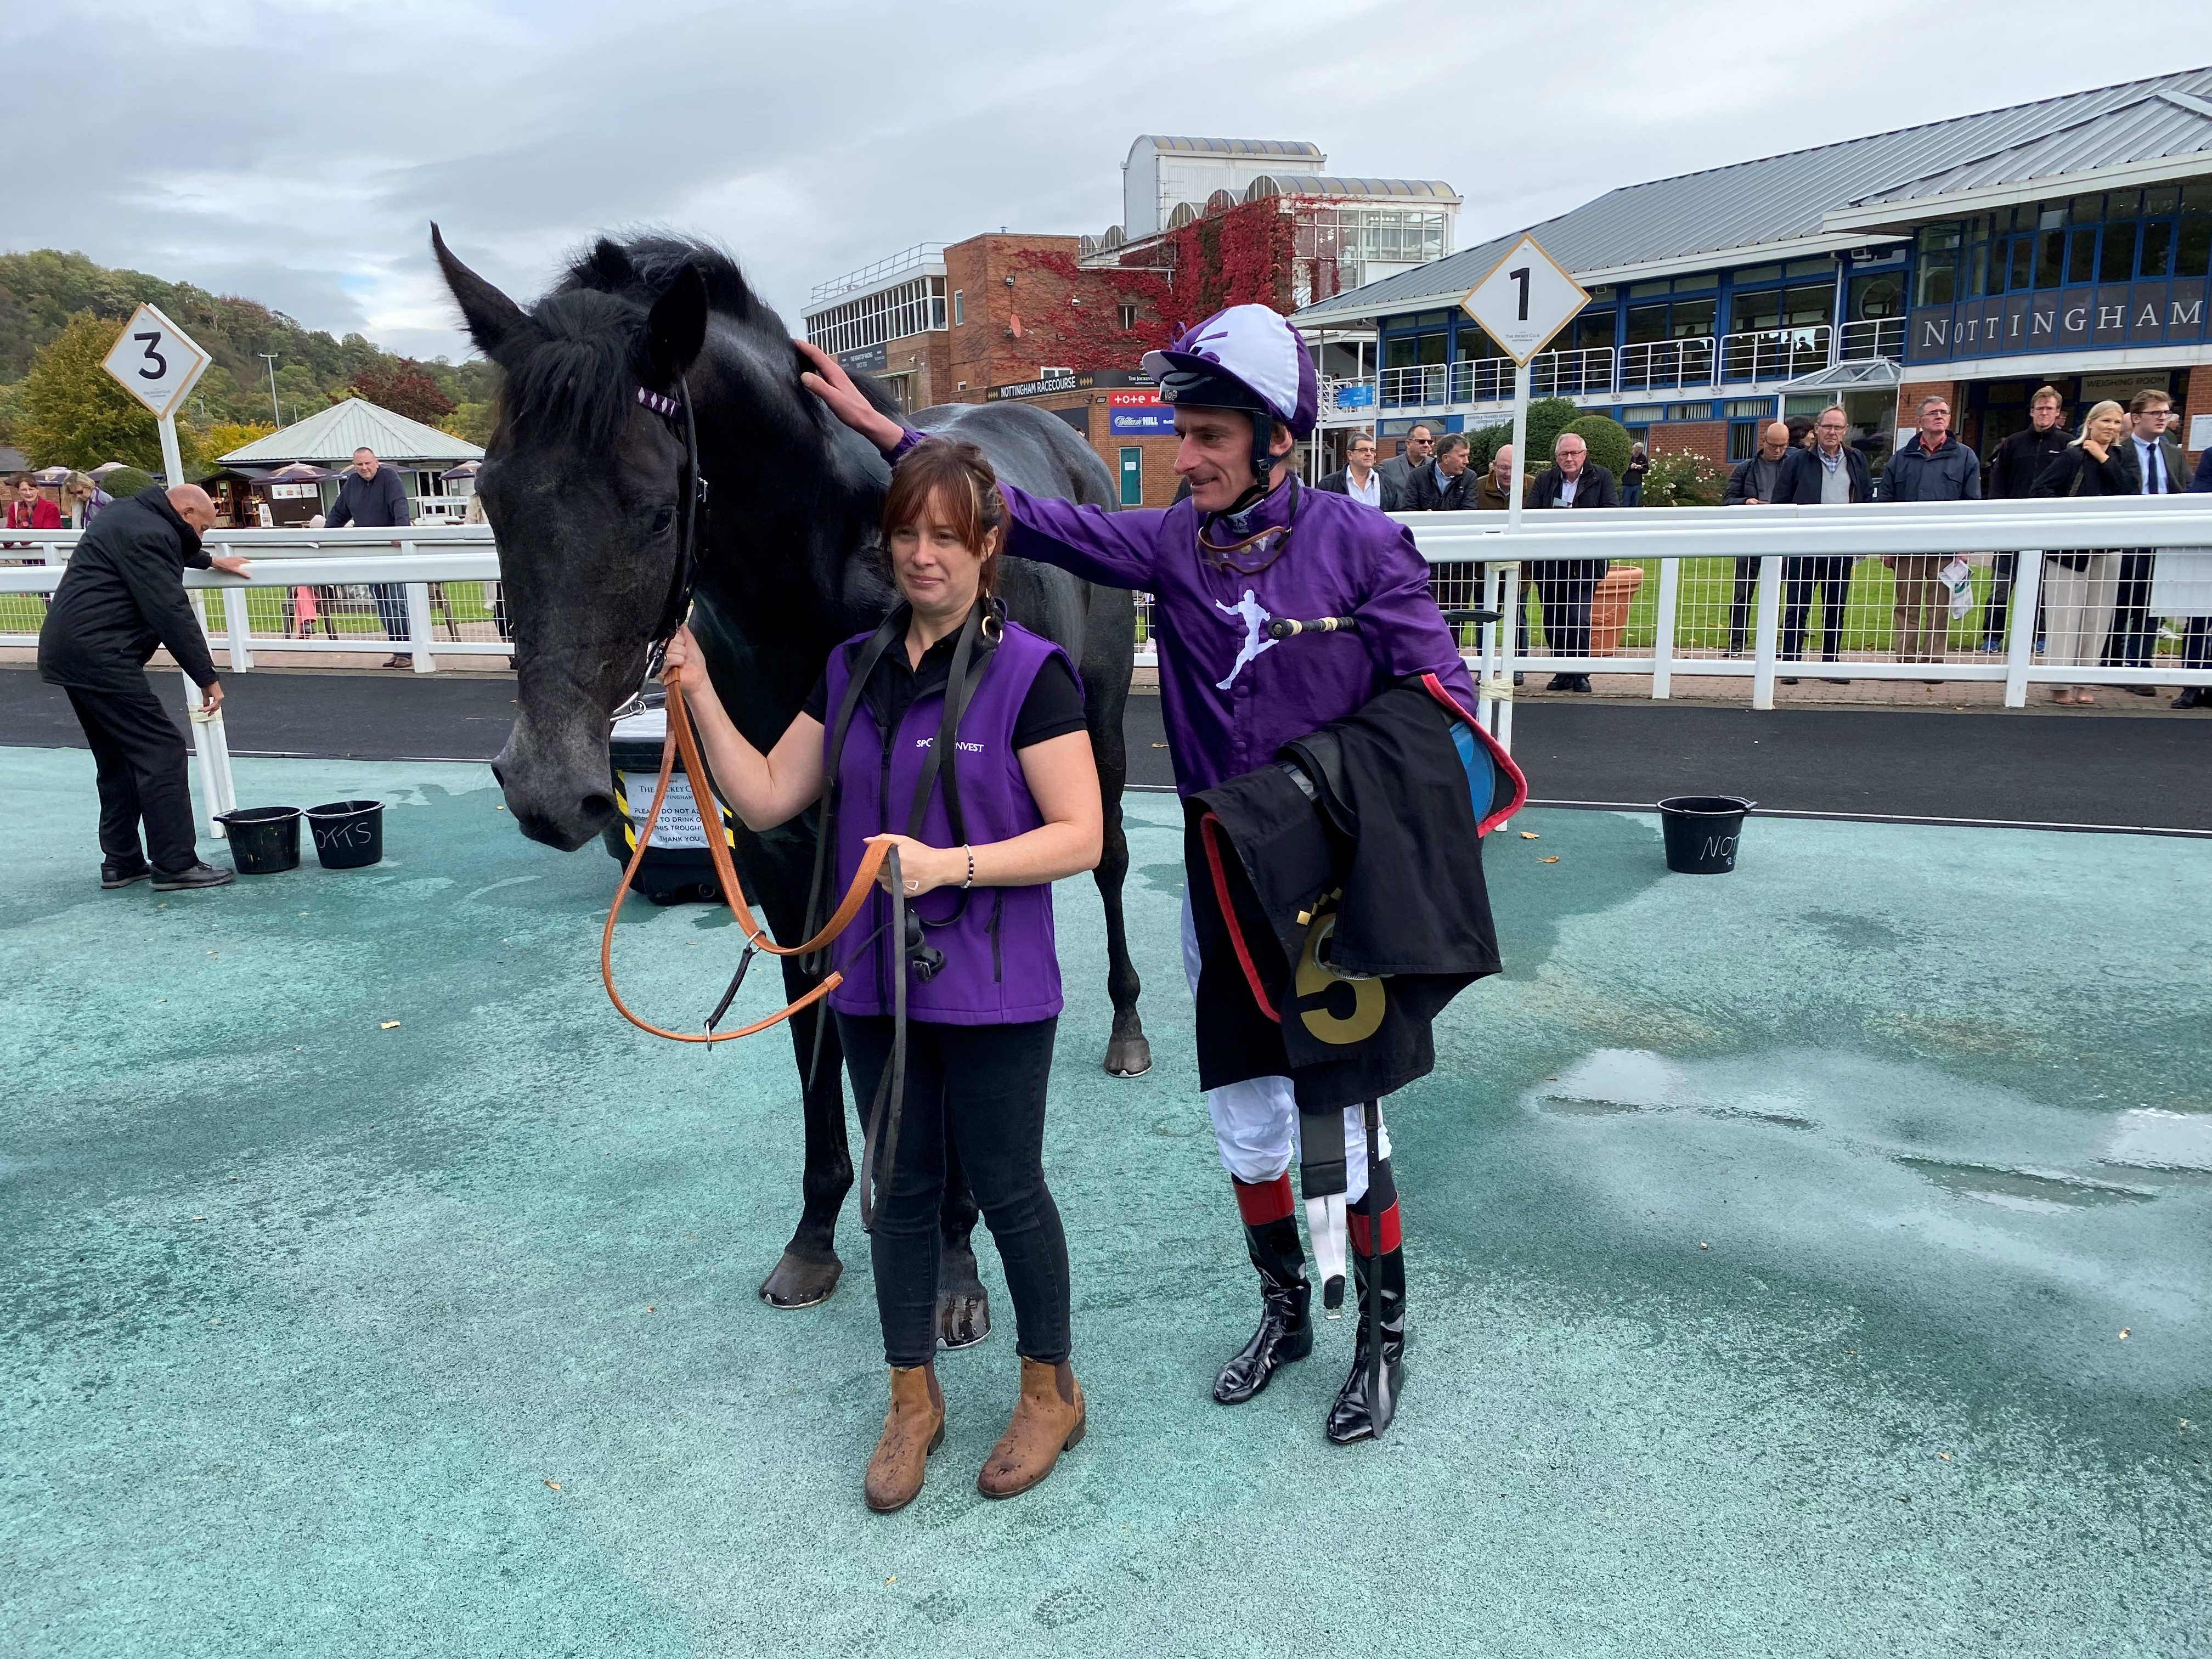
top-left (1180, 889), bottom-right (1390, 1203)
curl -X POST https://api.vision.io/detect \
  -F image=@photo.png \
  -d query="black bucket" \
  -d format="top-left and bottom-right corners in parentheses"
top-left (1657, 795), bottom-right (1754, 874)
top-left (217, 806), bottom-right (301, 874)
top-left (307, 799), bottom-right (385, 870)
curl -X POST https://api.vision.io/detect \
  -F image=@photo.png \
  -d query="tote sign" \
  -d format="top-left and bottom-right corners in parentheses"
top-left (1461, 236), bottom-right (1589, 365)
top-left (102, 304), bottom-right (212, 420)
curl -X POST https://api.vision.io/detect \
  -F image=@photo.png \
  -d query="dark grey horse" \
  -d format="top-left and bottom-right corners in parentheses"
top-left (430, 227), bottom-right (1148, 1338)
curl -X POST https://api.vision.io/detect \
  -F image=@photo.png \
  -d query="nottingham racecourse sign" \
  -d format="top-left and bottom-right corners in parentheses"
top-left (1906, 279), bottom-right (2211, 364)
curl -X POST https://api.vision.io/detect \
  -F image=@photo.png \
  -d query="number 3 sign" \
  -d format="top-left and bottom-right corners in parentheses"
top-left (101, 303), bottom-right (213, 419)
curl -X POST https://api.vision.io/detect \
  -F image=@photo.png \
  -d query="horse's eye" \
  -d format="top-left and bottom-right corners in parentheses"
top-left (650, 506), bottom-right (675, 535)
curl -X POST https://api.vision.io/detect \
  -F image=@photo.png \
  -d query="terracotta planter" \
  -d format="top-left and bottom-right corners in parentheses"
top-left (1588, 565), bottom-right (1645, 657)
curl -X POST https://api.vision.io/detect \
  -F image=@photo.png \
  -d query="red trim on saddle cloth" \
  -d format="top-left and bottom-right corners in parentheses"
top-left (1419, 672), bottom-right (1527, 837)
top-left (1233, 1173), bottom-right (1296, 1227)
top-left (1199, 811), bottom-right (1281, 1023)
top-left (1347, 1200), bottom-right (1402, 1257)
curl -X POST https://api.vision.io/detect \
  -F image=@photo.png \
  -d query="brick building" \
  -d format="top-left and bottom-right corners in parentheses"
top-left (802, 137), bottom-right (1459, 506)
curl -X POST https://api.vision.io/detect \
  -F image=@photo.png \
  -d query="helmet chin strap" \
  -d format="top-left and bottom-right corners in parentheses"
top-left (1220, 410), bottom-right (1278, 518)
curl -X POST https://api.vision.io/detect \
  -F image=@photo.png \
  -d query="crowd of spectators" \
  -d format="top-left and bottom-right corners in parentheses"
top-left (1329, 387), bottom-right (2211, 707)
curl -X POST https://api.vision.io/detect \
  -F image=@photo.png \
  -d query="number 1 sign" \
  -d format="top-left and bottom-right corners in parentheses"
top-left (1460, 235), bottom-right (1588, 366)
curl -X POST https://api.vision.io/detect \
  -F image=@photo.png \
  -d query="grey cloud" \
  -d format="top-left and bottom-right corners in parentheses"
top-left (5, 2), bottom-right (2196, 362)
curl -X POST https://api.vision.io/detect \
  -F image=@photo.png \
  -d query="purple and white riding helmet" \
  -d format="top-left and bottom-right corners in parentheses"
top-left (1141, 304), bottom-right (1317, 486)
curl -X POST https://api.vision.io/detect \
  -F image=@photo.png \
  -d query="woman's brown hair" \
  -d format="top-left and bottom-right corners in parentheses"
top-left (882, 438), bottom-right (1007, 597)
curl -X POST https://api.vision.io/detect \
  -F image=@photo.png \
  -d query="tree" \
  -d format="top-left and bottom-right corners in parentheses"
top-left (201, 421), bottom-right (275, 464)
top-left (351, 359), bottom-right (454, 425)
top-left (1563, 413), bottom-right (1633, 479)
top-left (1522, 397), bottom-right (1583, 467)
top-left (16, 312), bottom-right (200, 474)
top-left (439, 400), bottom-right (495, 445)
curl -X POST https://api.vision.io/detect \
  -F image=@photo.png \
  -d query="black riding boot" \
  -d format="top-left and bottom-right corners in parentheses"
top-left (1214, 1209), bottom-right (1313, 1405)
top-left (1328, 1163), bottom-right (1405, 1444)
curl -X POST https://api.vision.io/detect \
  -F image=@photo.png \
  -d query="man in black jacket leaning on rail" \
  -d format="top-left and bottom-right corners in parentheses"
top-left (37, 484), bottom-right (250, 890)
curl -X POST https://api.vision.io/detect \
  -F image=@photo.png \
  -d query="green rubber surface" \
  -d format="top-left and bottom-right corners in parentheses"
top-left (3, 747), bottom-right (2207, 1657)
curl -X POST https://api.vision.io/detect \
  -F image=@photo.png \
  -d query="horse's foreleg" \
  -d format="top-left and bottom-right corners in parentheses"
top-left (936, 1130), bottom-right (990, 1349)
top-left (757, 952), bottom-right (853, 1310)
top-left (1092, 722), bottom-right (1151, 1078)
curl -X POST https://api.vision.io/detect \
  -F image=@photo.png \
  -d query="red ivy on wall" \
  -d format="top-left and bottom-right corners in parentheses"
top-left (1009, 199), bottom-right (1300, 374)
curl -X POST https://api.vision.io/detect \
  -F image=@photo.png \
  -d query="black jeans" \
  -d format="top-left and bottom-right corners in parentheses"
top-left (1523, 566), bottom-right (1600, 659)
top-left (838, 1013), bottom-right (1070, 1369)
top-left (370, 583), bottom-right (409, 646)
top-left (1726, 556), bottom-right (1761, 653)
top-left (65, 682), bottom-right (200, 872)
top-left (1780, 556), bottom-right (1853, 661)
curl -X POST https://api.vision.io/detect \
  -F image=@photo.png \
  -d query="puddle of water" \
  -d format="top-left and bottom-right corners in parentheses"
top-left (2104, 1108), bottom-right (2212, 1173)
top-left (1519, 1047), bottom-right (2212, 1387)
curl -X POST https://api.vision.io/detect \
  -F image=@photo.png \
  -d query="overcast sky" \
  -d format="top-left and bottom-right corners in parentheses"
top-left (8, 4), bottom-right (2200, 364)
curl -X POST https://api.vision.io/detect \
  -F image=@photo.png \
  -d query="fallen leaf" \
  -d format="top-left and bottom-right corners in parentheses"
top-left (1938, 1452), bottom-right (1951, 1462)
top-left (380, 1020), bottom-right (401, 1030)
top-left (190, 1216), bottom-right (205, 1222)
top-left (1699, 1242), bottom-right (1709, 1250)
top-left (886, 1576), bottom-right (896, 1585)
top-left (2119, 1328), bottom-right (2131, 1340)
top-left (544, 1480), bottom-right (561, 1491)
top-left (646, 1305), bottom-right (656, 1313)
top-left (1541, 855), bottom-right (1560, 864)
top-left (1520, 831), bottom-right (1540, 840)
top-left (1150, 742), bottom-right (1167, 748)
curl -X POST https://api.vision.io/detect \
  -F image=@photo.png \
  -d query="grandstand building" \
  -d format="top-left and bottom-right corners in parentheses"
top-left (1291, 67), bottom-right (2212, 473)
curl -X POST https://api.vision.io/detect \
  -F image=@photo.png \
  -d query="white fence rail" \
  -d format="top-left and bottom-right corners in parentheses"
top-left (0, 526), bottom-right (505, 672)
top-left (1398, 495), bottom-right (2212, 749)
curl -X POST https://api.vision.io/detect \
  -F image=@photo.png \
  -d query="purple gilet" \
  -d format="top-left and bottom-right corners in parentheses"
top-left (889, 429), bottom-right (1478, 797)
top-left (821, 617), bottom-right (1073, 1025)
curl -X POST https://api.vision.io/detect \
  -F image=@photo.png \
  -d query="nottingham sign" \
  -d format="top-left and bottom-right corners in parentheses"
top-left (1906, 279), bottom-right (2210, 365)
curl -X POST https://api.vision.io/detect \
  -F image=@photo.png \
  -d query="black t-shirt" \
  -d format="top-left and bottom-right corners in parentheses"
top-left (800, 628), bottom-right (1087, 749)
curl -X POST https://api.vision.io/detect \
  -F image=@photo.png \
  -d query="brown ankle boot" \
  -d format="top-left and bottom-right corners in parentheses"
top-left (864, 1363), bottom-right (945, 1514)
top-left (977, 1358), bottom-right (1086, 1499)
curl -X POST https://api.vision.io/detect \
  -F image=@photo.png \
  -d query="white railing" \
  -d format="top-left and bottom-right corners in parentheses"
top-left (806, 242), bottom-right (947, 305)
top-left (1718, 325), bottom-right (1830, 382)
top-left (1838, 317), bottom-right (1905, 360)
top-left (1395, 495), bottom-right (2212, 751)
top-left (1616, 336), bottom-right (1717, 393)
top-left (0, 526), bottom-right (505, 672)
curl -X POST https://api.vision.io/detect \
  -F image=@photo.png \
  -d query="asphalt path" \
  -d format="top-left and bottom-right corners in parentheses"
top-left (5, 667), bottom-right (2205, 833)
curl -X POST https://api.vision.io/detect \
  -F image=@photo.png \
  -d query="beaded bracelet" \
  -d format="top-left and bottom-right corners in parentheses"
top-left (963, 845), bottom-right (974, 889)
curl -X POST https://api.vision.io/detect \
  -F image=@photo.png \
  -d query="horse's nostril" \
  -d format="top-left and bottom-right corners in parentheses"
top-left (580, 790), bottom-right (617, 825)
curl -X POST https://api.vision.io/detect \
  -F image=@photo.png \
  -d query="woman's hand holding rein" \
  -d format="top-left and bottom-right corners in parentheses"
top-left (659, 624), bottom-right (826, 832)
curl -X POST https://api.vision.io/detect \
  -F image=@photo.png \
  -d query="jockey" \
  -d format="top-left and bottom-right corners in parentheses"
top-left (798, 305), bottom-right (1513, 1443)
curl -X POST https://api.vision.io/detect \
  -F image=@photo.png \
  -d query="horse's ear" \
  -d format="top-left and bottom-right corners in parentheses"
top-left (431, 224), bottom-right (524, 356)
top-left (588, 239), bottom-right (633, 289)
top-left (644, 262), bottom-right (709, 386)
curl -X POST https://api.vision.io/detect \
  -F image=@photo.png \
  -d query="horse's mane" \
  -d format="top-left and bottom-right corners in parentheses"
top-left (495, 235), bottom-right (774, 454)
top-left (494, 232), bottom-right (896, 455)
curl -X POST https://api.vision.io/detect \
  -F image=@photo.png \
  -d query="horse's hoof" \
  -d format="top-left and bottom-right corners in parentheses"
top-left (758, 1249), bottom-right (842, 1310)
top-left (1104, 1033), bottom-right (1153, 1077)
top-left (939, 1283), bottom-right (991, 1350)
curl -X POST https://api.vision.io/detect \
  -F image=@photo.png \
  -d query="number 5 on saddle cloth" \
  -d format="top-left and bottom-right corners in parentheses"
top-left (1184, 674), bottom-right (1522, 1197)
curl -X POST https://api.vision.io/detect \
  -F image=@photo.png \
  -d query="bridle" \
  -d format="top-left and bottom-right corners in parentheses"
top-left (637, 379), bottom-right (710, 681)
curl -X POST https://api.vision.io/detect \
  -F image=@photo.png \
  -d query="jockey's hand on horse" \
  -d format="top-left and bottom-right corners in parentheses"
top-left (865, 833), bottom-right (965, 899)
top-left (660, 623), bottom-right (702, 681)
top-left (796, 340), bottom-right (907, 453)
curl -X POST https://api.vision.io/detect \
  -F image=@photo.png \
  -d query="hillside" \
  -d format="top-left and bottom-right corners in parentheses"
top-left (0, 249), bottom-right (497, 443)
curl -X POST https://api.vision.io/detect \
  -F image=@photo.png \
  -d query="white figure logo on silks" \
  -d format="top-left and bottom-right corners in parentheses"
top-left (1214, 589), bottom-right (1278, 691)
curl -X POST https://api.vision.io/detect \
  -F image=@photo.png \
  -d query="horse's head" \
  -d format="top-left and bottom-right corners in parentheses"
top-left (433, 225), bottom-right (708, 850)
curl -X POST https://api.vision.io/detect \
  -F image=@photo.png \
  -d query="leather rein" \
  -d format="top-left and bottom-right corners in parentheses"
top-left (601, 376), bottom-right (894, 1046)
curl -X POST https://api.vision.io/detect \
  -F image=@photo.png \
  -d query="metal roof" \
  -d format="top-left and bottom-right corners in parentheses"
top-left (1254, 175), bottom-right (1462, 203)
top-left (219, 398), bottom-right (484, 466)
top-left (1132, 136), bottom-right (1323, 159)
top-left (1294, 65), bottom-right (2212, 326)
